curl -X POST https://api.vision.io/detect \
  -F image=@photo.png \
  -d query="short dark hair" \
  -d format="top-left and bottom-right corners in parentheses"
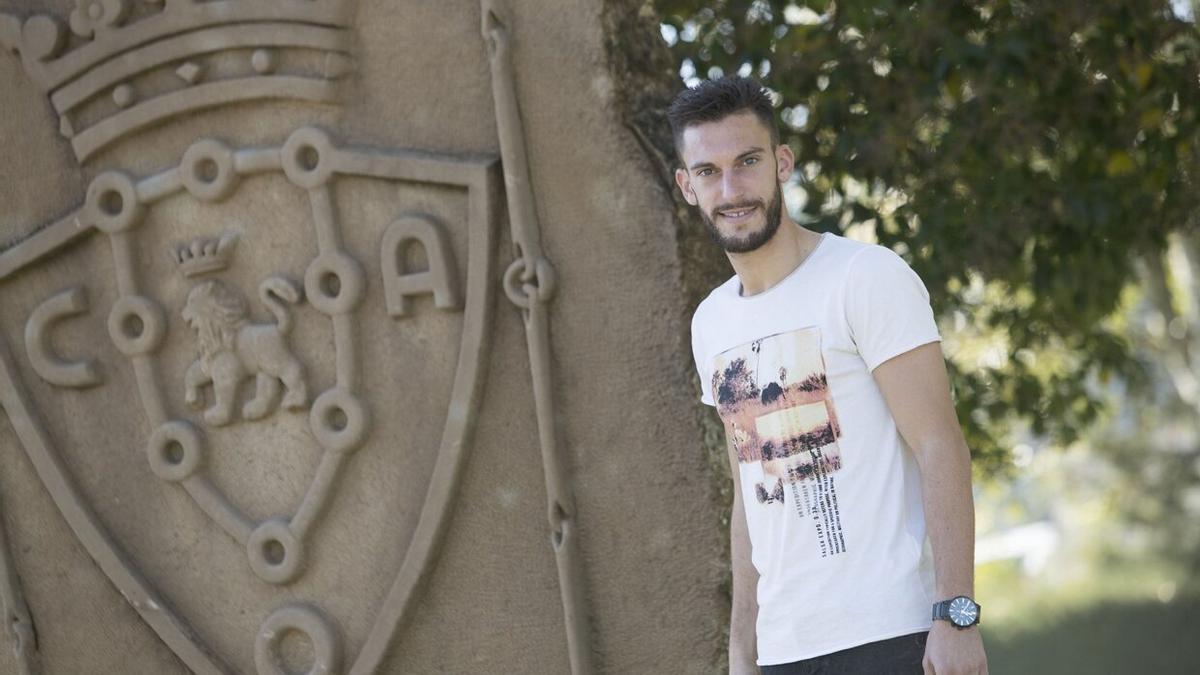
top-left (667, 76), bottom-right (779, 160)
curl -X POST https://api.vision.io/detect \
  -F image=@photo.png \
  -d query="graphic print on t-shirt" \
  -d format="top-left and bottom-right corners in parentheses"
top-left (712, 326), bottom-right (848, 557)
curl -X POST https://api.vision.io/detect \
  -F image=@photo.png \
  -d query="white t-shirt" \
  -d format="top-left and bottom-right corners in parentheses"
top-left (690, 231), bottom-right (941, 665)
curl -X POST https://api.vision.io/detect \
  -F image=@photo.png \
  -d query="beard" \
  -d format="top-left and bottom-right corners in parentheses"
top-left (699, 181), bottom-right (784, 254)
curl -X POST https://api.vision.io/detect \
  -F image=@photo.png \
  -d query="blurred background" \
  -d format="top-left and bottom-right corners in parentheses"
top-left (649, 1), bottom-right (1200, 672)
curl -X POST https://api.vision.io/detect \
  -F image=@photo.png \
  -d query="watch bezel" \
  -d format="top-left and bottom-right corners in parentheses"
top-left (948, 596), bottom-right (979, 627)
top-left (933, 595), bottom-right (981, 629)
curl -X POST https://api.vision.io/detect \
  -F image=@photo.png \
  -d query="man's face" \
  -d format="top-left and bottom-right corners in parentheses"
top-left (674, 111), bottom-right (793, 254)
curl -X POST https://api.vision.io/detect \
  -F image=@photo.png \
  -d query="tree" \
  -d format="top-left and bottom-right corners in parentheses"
top-left (654, 0), bottom-right (1200, 471)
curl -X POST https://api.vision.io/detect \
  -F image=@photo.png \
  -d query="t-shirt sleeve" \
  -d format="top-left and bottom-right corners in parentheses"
top-left (690, 311), bottom-right (716, 406)
top-left (844, 245), bottom-right (942, 372)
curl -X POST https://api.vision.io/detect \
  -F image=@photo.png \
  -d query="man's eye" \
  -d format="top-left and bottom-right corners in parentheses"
top-left (698, 168), bottom-right (713, 177)
top-left (745, 157), bottom-right (759, 166)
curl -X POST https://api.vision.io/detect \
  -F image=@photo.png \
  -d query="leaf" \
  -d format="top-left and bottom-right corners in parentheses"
top-left (1135, 62), bottom-right (1153, 91)
top-left (1105, 151), bottom-right (1135, 176)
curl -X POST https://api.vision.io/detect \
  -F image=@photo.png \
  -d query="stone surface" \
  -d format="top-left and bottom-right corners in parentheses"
top-left (0, 1), bottom-right (724, 673)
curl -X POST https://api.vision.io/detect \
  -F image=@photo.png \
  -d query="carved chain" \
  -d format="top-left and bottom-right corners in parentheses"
top-left (483, 3), bottom-right (595, 674)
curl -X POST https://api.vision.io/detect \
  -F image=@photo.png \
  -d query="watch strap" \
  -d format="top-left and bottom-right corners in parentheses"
top-left (931, 598), bottom-right (951, 621)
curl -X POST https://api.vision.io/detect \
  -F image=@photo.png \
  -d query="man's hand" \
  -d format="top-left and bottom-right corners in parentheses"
top-left (729, 654), bottom-right (758, 675)
top-left (922, 622), bottom-right (988, 675)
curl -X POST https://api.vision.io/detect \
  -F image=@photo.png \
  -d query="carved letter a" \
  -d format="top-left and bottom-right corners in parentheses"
top-left (381, 213), bottom-right (461, 318)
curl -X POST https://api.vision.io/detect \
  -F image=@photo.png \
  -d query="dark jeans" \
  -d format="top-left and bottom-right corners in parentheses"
top-left (759, 631), bottom-right (928, 675)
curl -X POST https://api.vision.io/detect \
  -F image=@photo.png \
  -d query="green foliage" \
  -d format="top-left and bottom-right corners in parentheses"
top-left (655, 0), bottom-right (1200, 470)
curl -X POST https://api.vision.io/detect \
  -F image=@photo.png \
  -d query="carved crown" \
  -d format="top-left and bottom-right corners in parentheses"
top-left (0, 0), bottom-right (355, 162)
top-left (172, 230), bottom-right (238, 277)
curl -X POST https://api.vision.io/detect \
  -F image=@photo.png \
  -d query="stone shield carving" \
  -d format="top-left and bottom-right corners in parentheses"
top-left (0, 127), bottom-right (499, 673)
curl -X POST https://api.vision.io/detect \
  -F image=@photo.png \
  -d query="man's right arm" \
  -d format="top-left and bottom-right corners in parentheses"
top-left (727, 435), bottom-right (759, 674)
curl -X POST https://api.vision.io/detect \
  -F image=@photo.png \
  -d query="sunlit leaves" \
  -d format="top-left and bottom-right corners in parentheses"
top-left (655, 0), bottom-right (1200, 469)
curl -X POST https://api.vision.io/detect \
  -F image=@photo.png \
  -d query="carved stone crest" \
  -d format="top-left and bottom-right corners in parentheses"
top-left (0, 126), bottom-right (499, 674)
top-left (0, 0), bottom-right (598, 672)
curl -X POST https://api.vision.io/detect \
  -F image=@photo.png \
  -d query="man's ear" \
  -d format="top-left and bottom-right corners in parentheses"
top-left (775, 144), bottom-right (795, 182)
top-left (675, 168), bottom-right (698, 206)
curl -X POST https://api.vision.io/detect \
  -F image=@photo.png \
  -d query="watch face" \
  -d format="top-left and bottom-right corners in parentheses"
top-left (948, 597), bottom-right (978, 627)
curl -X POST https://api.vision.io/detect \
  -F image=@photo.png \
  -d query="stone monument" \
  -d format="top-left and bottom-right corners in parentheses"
top-left (0, 0), bottom-right (725, 673)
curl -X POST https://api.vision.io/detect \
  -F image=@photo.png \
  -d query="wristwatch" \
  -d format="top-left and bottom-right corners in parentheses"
top-left (932, 595), bottom-right (980, 629)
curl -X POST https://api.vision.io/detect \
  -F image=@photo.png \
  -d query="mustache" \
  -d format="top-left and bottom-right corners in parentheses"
top-left (712, 199), bottom-right (765, 214)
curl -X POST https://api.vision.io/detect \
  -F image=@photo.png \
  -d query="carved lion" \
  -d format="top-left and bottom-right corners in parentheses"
top-left (182, 276), bottom-right (307, 426)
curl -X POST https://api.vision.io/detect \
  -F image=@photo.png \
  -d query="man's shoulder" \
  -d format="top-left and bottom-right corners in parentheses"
top-left (836, 237), bottom-right (915, 284)
top-left (824, 232), bottom-right (892, 262)
top-left (690, 274), bottom-right (739, 329)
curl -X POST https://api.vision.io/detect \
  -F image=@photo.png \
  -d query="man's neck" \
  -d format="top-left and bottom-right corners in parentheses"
top-left (728, 220), bottom-right (822, 297)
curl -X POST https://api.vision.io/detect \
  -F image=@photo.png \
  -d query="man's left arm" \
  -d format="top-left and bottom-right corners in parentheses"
top-left (872, 341), bottom-right (989, 675)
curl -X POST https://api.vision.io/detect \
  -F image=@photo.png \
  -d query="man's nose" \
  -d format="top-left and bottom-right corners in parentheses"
top-left (720, 171), bottom-right (746, 202)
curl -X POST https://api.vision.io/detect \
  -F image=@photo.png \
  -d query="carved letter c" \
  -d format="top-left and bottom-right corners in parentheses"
top-left (24, 286), bottom-right (102, 388)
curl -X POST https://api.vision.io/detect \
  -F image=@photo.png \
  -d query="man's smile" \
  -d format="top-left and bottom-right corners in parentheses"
top-left (718, 204), bottom-right (759, 223)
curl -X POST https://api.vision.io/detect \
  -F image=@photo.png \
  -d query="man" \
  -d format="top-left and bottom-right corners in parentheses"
top-left (673, 76), bottom-right (989, 675)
